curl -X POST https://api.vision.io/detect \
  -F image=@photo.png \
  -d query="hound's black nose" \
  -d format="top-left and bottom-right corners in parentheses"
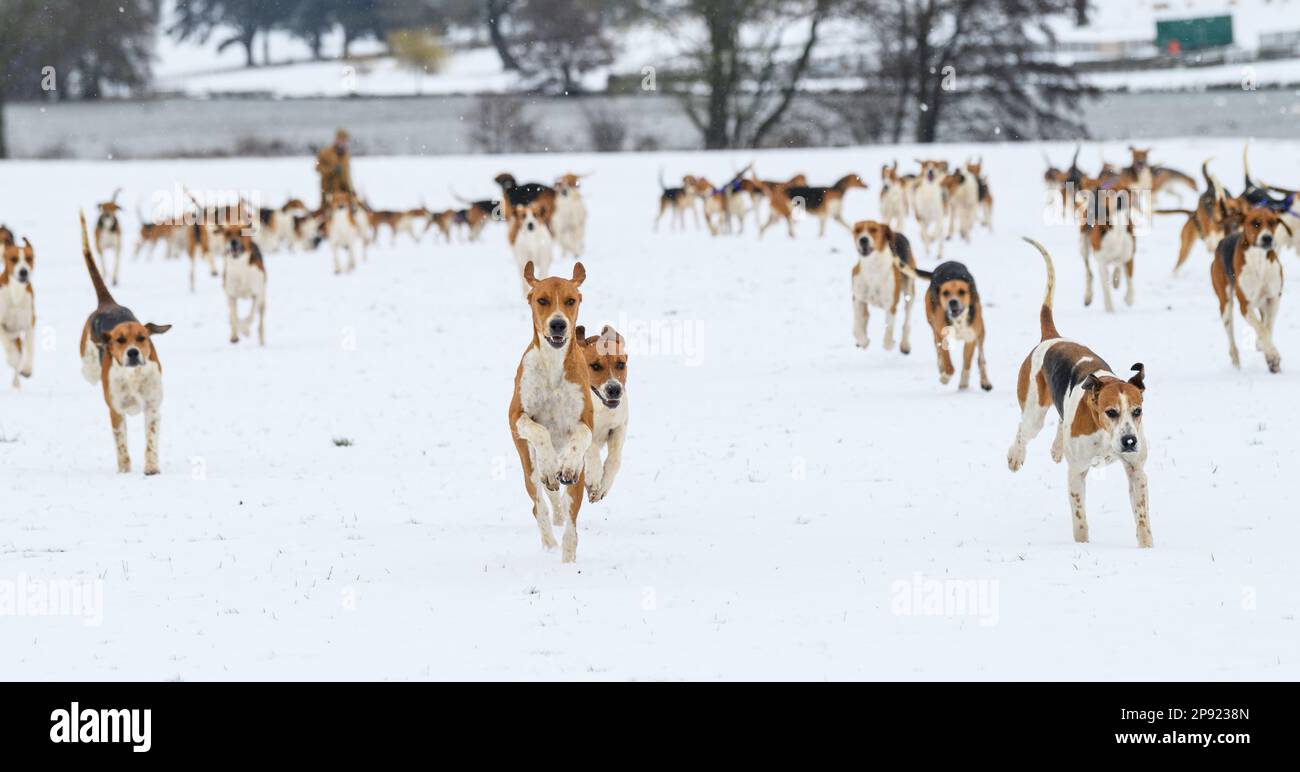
top-left (1261, 233), bottom-right (1274, 248)
top-left (548, 318), bottom-right (567, 335)
top-left (605, 383), bottom-right (622, 399)
top-left (17, 269), bottom-right (28, 281)
top-left (526, 222), bottom-right (535, 232)
top-left (1121, 434), bottom-right (1138, 451)
top-left (126, 348), bottom-right (141, 362)
top-left (948, 299), bottom-right (961, 312)
top-left (858, 236), bottom-right (869, 249)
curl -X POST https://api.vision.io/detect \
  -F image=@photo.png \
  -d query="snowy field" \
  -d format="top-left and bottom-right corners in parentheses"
top-left (1, 138), bottom-right (1298, 680)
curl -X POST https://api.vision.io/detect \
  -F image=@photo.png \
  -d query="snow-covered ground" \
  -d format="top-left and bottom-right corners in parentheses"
top-left (1, 138), bottom-right (1298, 680)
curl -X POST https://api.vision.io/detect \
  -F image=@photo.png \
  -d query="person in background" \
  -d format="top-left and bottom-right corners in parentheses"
top-left (316, 128), bottom-right (354, 207)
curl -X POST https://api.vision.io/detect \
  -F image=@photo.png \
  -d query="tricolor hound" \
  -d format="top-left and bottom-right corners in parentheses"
top-left (1008, 238), bottom-right (1151, 548)
top-left (0, 235), bottom-right (36, 388)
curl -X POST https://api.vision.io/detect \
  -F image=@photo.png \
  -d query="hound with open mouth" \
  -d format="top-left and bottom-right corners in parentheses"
top-left (576, 325), bottom-right (628, 504)
top-left (509, 262), bottom-right (593, 563)
top-left (897, 259), bottom-right (991, 390)
top-left (94, 189), bottom-right (125, 287)
top-left (850, 220), bottom-right (914, 355)
top-left (0, 235), bottom-right (36, 389)
top-left (220, 224), bottom-right (267, 346)
top-left (1008, 238), bottom-right (1151, 548)
top-left (1213, 207), bottom-right (1291, 372)
top-left (77, 212), bottom-right (172, 476)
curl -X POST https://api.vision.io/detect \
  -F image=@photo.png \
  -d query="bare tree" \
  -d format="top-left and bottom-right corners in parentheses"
top-left (653, 0), bottom-right (836, 149)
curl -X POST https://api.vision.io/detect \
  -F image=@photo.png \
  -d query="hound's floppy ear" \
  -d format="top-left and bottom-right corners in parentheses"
top-left (1279, 219), bottom-right (1294, 237)
top-left (575, 325), bottom-right (587, 343)
top-left (1128, 363), bottom-right (1146, 391)
top-left (145, 323), bottom-right (172, 336)
top-left (523, 261), bottom-right (537, 286)
top-left (571, 262), bottom-right (586, 286)
top-left (22, 237), bottom-right (32, 250)
top-left (1080, 374), bottom-right (1104, 395)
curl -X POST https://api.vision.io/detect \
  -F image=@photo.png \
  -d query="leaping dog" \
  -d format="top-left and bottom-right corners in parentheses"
top-left (509, 262), bottom-right (593, 563)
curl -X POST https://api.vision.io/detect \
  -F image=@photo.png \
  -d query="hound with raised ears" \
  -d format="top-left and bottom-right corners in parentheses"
top-left (576, 325), bottom-right (628, 504)
top-left (508, 201), bottom-right (554, 296)
top-left (655, 172), bottom-right (701, 231)
top-left (0, 236), bottom-right (36, 389)
top-left (911, 160), bottom-right (949, 258)
top-left (77, 213), bottom-right (172, 476)
top-left (219, 224), bottom-right (267, 346)
top-left (879, 162), bottom-right (909, 233)
top-left (94, 189), bottom-right (125, 287)
top-left (898, 259), bottom-right (991, 390)
top-left (552, 173), bottom-right (589, 259)
top-left (850, 220), bottom-right (914, 355)
top-left (760, 174), bottom-right (868, 239)
top-left (509, 262), bottom-right (594, 563)
top-left (324, 192), bottom-right (366, 274)
top-left (1008, 238), bottom-right (1151, 548)
top-left (1213, 207), bottom-right (1291, 373)
top-left (1077, 180), bottom-right (1137, 312)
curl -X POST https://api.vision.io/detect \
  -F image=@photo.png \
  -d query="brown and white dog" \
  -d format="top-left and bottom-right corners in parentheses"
top-left (1077, 180), bottom-right (1137, 312)
top-left (134, 205), bottom-right (186, 262)
top-left (0, 236), bottom-right (36, 388)
top-left (94, 189), bottom-right (125, 287)
top-left (760, 174), bottom-right (867, 239)
top-left (900, 259), bottom-right (991, 390)
top-left (943, 160), bottom-right (984, 243)
top-left (655, 172), bottom-right (702, 231)
top-left (219, 224), bottom-right (267, 346)
top-left (324, 192), bottom-right (367, 274)
top-left (1008, 238), bottom-right (1151, 548)
top-left (911, 160), bottom-right (949, 258)
top-left (77, 212), bottom-right (172, 476)
top-left (1159, 159), bottom-right (1246, 274)
top-left (552, 173), bottom-right (589, 259)
top-left (509, 262), bottom-right (593, 563)
top-left (850, 220), bottom-right (914, 354)
top-left (367, 206), bottom-right (429, 246)
top-left (255, 198), bottom-right (310, 252)
top-left (508, 201), bottom-right (554, 296)
top-left (879, 162), bottom-right (910, 233)
top-left (426, 208), bottom-right (460, 243)
top-left (576, 325), bottom-right (628, 504)
top-left (1212, 207), bottom-right (1291, 372)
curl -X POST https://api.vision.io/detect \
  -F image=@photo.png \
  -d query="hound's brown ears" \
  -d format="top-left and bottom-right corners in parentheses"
top-left (1128, 363), bottom-right (1146, 391)
top-left (524, 261), bottom-right (537, 286)
top-left (1279, 219), bottom-right (1294, 237)
top-left (22, 237), bottom-right (32, 250)
top-left (1080, 374), bottom-right (1104, 394)
top-left (575, 325), bottom-right (586, 341)
top-left (146, 323), bottom-right (172, 336)
top-left (571, 262), bottom-right (586, 286)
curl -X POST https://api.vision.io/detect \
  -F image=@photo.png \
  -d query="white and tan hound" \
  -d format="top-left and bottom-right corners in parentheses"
top-left (219, 224), bottom-right (267, 346)
top-left (1008, 238), bottom-right (1151, 548)
top-left (77, 212), bottom-right (172, 476)
top-left (850, 220), bottom-right (914, 355)
top-left (552, 173), bottom-right (589, 259)
top-left (509, 201), bottom-right (554, 297)
top-left (0, 236), bottom-right (36, 388)
top-left (911, 160), bottom-right (949, 258)
top-left (879, 162), bottom-right (909, 233)
top-left (324, 192), bottom-right (366, 274)
top-left (509, 262), bottom-right (593, 563)
top-left (576, 325), bottom-right (628, 504)
top-left (94, 189), bottom-right (125, 287)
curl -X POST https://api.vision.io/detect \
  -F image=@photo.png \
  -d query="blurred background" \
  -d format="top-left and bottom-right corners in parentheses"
top-left (1, 0), bottom-right (1298, 159)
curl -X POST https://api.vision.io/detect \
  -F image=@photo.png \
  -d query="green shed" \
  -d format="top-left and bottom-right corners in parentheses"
top-left (1156, 15), bottom-right (1234, 52)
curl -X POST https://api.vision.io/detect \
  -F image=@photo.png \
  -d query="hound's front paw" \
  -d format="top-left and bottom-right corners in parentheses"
top-left (144, 465), bottom-right (160, 476)
top-left (588, 479), bottom-right (612, 503)
top-left (980, 380), bottom-right (992, 392)
top-left (555, 453), bottom-right (583, 487)
top-left (1007, 446), bottom-right (1025, 472)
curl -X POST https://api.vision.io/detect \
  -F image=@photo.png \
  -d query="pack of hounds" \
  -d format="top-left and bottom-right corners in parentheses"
top-left (1, 143), bottom-right (1295, 562)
